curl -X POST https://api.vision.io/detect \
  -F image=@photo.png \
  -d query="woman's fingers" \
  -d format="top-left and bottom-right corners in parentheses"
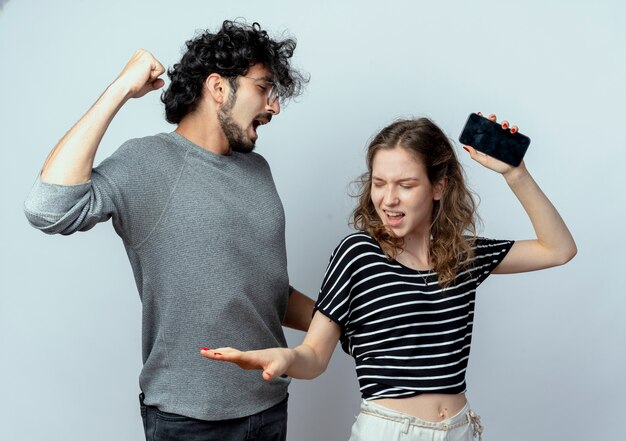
top-left (199, 347), bottom-right (288, 381)
top-left (262, 364), bottom-right (280, 381)
top-left (462, 144), bottom-right (513, 174)
top-left (462, 145), bottom-right (484, 164)
top-left (478, 112), bottom-right (519, 133)
top-left (200, 347), bottom-right (244, 362)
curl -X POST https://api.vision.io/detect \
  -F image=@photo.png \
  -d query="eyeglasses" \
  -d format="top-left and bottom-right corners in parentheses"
top-left (241, 76), bottom-right (280, 106)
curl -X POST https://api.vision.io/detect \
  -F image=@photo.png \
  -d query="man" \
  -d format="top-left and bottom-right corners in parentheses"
top-left (24, 20), bottom-right (312, 441)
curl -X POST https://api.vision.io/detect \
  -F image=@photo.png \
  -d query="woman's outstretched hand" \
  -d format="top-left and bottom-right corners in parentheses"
top-left (462, 112), bottom-right (524, 176)
top-left (200, 347), bottom-right (294, 381)
top-left (200, 313), bottom-right (342, 382)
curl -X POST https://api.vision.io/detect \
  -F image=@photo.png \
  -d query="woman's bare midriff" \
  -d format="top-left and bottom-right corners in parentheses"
top-left (373, 393), bottom-right (467, 422)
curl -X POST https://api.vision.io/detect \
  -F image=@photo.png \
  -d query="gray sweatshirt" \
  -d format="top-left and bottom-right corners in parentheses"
top-left (24, 132), bottom-right (291, 420)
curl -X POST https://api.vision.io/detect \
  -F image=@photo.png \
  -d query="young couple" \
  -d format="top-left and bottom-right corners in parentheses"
top-left (26, 19), bottom-right (575, 441)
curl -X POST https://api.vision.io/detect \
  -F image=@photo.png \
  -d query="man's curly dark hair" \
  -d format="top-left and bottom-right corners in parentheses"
top-left (161, 20), bottom-right (307, 124)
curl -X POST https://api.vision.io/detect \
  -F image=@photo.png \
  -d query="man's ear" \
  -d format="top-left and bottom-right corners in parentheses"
top-left (433, 177), bottom-right (447, 201)
top-left (205, 73), bottom-right (227, 106)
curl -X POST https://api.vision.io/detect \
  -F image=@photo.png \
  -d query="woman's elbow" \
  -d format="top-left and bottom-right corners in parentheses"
top-left (555, 241), bottom-right (577, 266)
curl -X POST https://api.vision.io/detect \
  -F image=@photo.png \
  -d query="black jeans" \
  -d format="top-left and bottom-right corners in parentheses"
top-left (140, 393), bottom-right (288, 441)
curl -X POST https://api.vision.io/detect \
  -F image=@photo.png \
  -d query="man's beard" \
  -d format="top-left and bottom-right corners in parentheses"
top-left (218, 93), bottom-right (255, 154)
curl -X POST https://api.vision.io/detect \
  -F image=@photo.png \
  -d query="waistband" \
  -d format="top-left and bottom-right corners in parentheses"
top-left (360, 399), bottom-right (483, 439)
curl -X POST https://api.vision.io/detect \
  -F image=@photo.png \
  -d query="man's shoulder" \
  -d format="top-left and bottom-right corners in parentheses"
top-left (116, 133), bottom-right (180, 159)
top-left (96, 132), bottom-right (184, 180)
top-left (240, 150), bottom-right (270, 168)
top-left (104, 133), bottom-right (183, 168)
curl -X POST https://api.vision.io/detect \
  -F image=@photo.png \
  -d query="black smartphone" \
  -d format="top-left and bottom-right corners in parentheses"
top-left (459, 113), bottom-right (530, 167)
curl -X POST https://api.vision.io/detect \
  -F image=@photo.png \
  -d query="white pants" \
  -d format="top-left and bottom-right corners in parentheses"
top-left (348, 399), bottom-right (484, 441)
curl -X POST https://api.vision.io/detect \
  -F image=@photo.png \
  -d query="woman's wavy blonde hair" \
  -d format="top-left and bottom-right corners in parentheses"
top-left (352, 118), bottom-right (478, 286)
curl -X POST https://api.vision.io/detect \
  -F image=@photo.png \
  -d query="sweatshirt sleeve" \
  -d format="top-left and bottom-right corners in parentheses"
top-left (23, 134), bottom-right (184, 245)
top-left (23, 170), bottom-right (121, 236)
top-left (22, 138), bottom-right (148, 240)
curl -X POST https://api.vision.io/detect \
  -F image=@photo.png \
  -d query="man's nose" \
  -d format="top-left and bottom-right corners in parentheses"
top-left (266, 99), bottom-right (280, 115)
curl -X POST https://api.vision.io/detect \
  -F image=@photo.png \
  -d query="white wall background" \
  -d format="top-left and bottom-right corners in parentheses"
top-left (1, 1), bottom-right (624, 440)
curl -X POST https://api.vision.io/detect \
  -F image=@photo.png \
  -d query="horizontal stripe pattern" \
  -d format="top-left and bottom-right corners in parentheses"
top-left (315, 233), bottom-right (513, 399)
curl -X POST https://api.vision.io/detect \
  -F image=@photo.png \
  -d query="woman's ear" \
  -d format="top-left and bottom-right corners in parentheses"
top-left (433, 177), bottom-right (447, 201)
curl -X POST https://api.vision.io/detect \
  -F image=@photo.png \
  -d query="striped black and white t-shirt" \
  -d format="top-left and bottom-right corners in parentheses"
top-left (315, 232), bottom-right (514, 400)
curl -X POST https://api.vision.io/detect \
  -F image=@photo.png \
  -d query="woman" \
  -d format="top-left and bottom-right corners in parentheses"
top-left (201, 114), bottom-right (576, 440)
